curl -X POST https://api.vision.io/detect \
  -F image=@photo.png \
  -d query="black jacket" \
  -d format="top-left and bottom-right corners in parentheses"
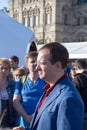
top-left (73, 71), bottom-right (87, 112)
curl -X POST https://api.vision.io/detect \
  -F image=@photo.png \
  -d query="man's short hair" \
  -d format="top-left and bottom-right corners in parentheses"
top-left (75, 59), bottom-right (87, 69)
top-left (39, 42), bottom-right (69, 69)
top-left (9, 56), bottom-right (19, 64)
top-left (25, 51), bottom-right (38, 64)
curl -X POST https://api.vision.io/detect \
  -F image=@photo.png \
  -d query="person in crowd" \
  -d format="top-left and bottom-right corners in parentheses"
top-left (72, 59), bottom-right (87, 130)
top-left (9, 56), bottom-right (19, 71)
top-left (13, 51), bottom-right (45, 130)
top-left (13, 67), bottom-right (26, 81)
top-left (70, 63), bottom-right (76, 80)
top-left (72, 59), bottom-right (87, 112)
top-left (0, 58), bottom-right (16, 128)
top-left (30, 42), bottom-right (84, 130)
top-left (64, 65), bottom-right (71, 77)
top-left (20, 66), bottom-right (29, 75)
top-left (8, 56), bottom-right (19, 78)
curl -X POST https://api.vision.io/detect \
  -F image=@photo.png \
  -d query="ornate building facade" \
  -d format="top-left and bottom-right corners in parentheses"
top-left (8, 0), bottom-right (87, 43)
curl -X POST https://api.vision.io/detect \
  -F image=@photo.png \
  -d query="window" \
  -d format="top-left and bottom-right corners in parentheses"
top-left (22, 17), bottom-right (28, 26)
top-left (22, 9), bottom-right (28, 26)
top-left (34, 15), bottom-right (39, 26)
top-left (33, 6), bottom-right (40, 26)
top-left (29, 16), bottom-right (33, 27)
top-left (62, 6), bottom-right (70, 25)
top-left (25, 17), bottom-right (28, 26)
top-left (84, 17), bottom-right (87, 24)
top-left (64, 14), bottom-right (68, 25)
top-left (23, 17), bottom-right (25, 25)
top-left (45, 4), bottom-right (51, 25)
top-left (77, 18), bottom-right (80, 25)
top-left (28, 7), bottom-right (33, 27)
top-left (46, 13), bottom-right (50, 24)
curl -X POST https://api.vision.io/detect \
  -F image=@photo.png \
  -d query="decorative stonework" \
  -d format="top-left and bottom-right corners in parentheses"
top-left (8, 0), bottom-right (87, 43)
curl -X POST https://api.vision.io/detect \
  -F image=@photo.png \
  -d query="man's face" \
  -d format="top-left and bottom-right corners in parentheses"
top-left (36, 48), bottom-right (56, 82)
top-left (27, 57), bottom-right (37, 72)
top-left (9, 59), bottom-right (18, 68)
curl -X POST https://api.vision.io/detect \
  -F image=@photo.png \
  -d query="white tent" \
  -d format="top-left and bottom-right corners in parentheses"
top-left (61, 42), bottom-right (87, 59)
top-left (0, 10), bottom-right (36, 66)
top-left (38, 42), bottom-right (87, 59)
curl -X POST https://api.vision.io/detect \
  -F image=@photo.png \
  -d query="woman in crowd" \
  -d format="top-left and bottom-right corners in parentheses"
top-left (0, 58), bottom-right (16, 128)
top-left (13, 67), bottom-right (26, 81)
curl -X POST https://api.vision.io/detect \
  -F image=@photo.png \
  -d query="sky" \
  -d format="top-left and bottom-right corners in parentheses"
top-left (0, 0), bottom-right (9, 9)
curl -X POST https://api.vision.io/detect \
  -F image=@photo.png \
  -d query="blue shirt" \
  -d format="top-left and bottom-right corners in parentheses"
top-left (14, 76), bottom-right (45, 129)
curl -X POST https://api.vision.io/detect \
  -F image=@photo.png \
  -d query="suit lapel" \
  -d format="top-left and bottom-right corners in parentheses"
top-left (33, 83), bottom-right (65, 127)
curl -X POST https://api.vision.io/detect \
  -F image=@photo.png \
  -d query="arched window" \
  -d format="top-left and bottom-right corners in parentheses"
top-left (62, 6), bottom-right (70, 25)
top-left (45, 3), bottom-right (52, 25)
top-left (33, 6), bottom-right (40, 26)
top-left (29, 41), bottom-right (37, 52)
top-left (22, 9), bottom-right (28, 26)
top-left (64, 14), bottom-right (68, 25)
top-left (28, 7), bottom-right (33, 27)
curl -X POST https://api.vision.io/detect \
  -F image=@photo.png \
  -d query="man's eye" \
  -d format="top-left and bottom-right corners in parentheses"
top-left (37, 62), bottom-right (46, 65)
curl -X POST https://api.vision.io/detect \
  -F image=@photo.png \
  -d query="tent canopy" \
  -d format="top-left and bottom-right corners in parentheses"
top-left (38, 42), bottom-right (87, 59)
top-left (61, 42), bottom-right (87, 59)
top-left (0, 10), bottom-right (36, 66)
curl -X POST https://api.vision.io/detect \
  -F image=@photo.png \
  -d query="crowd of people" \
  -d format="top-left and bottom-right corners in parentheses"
top-left (0, 42), bottom-right (87, 130)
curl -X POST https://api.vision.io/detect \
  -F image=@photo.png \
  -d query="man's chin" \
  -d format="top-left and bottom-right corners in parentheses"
top-left (39, 76), bottom-right (45, 80)
top-left (38, 74), bottom-right (43, 78)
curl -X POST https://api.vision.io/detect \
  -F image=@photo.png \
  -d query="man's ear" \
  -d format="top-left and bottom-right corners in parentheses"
top-left (56, 61), bottom-right (62, 69)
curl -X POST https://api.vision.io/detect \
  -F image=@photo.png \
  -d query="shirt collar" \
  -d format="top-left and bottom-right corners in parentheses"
top-left (44, 73), bottom-right (67, 96)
